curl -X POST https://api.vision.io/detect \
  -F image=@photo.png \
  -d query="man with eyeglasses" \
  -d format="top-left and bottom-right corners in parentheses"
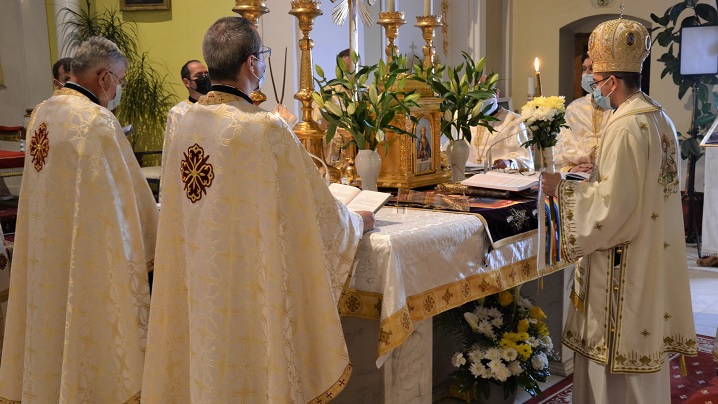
top-left (142, 16), bottom-right (374, 403)
top-left (161, 60), bottom-right (210, 196)
top-left (0, 36), bottom-right (158, 403)
top-left (554, 53), bottom-right (611, 174)
top-left (541, 17), bottom-right (695, 404)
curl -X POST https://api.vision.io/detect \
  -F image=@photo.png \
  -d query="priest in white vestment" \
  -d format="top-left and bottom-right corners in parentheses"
top-left (141, 17), bottom-right (373, 403)
top-left (0, 37), bottom-right (158, 403)
top-left (161, 60), bottom-right (209, 185)
top-left (554, 54), bottom-right (611, 173)
top-left (469, 95), bottom-right (533, 170)
top-left (542, 18), bottom-right (696, 404)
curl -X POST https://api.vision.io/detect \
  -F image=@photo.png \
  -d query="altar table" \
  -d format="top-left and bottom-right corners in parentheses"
top-left (339, 204), bottom-right (566, 367)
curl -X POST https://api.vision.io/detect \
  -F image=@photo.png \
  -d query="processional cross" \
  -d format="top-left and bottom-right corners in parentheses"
top-left (330, 0), bottom-right (376, 59)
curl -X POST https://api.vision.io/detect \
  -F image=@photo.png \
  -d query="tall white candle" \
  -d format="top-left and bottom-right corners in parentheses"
top-left (386, 0), bottom-right (395, 12)
top-left (424, 0), bottom-right (433, 15)
top-left (528, 77), bottom-right (536, 96)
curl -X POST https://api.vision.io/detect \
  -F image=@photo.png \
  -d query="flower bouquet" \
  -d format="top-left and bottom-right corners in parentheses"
top-left (439, 288), bottom-right (555, 401)
top-left (519, 96), bottom-right (569, 173)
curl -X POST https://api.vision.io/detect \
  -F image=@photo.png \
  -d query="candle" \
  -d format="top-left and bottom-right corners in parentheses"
top-left (534, 57), bottom-right (542, 97)
top-left (528, 77), bottom-right (536, 97)
top-left (424, 0), bottom-right (433, 15)
top-left (386, 0), bottom-right (395, 12)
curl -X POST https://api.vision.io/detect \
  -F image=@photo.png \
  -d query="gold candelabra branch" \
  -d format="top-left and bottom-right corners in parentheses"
top-left (378, 11), bottom-right (406, 63)
top-left (233, 0), bottom-right (270, 105)
top-left (289, 0), bottom-right (326, 163)
top-left (415, 15), bottom-right (443, 69)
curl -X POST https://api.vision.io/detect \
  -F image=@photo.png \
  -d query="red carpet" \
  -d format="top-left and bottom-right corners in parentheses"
top-left (523, 335), bottom-right (717, 404)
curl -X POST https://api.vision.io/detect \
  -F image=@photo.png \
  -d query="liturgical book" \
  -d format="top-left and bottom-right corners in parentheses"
top-left (329, 183), bottom-right (392, 213)
top-left (460, 171), bottom-right (539, 192)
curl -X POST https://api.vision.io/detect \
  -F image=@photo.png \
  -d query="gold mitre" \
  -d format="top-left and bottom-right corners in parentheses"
top-left (588, 17), bottom-right (650, 73)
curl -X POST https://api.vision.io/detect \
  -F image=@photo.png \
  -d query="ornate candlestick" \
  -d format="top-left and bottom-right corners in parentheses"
top-left (377, 11), bottom-right (406, 62)
top-left (415, 15), bottom-right (443, 69)
top-left (289, 0), bottom-right (325, 163)
top-left (232, 0), bottom-right (270, 106)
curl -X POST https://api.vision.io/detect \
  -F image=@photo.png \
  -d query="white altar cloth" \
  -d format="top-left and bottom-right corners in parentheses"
top-left (339, 207), bottom-right (552, 367)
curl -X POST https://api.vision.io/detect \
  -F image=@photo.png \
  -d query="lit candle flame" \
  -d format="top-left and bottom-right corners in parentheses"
top-left (534, 57), bottom-right (540, 73)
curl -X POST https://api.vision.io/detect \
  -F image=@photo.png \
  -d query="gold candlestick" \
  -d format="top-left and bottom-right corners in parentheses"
top-left (378, 11), bottom-right (406, 62)
top-left (289, 0), bottom-right (325, 165)
top-left (233, 0), bottom-right (270, 106)
top-left (415, 15), bottom-right (443, 69)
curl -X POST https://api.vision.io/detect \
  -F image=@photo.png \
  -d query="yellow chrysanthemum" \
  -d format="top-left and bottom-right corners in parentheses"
top-left (517, 344), bottom-right (533, 361)
top-left (498, 290), bottom-right (514, 306)
top-left (518, 319), bottom-right (529, 333)
top-left (534, 321), bottom-right (549, 337)
top-left (531, 306), bottom-right (546, 321)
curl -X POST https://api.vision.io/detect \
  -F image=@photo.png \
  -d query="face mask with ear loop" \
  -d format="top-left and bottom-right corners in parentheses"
top-left (102, 71), bottom-right (123, 110)
top-left (592, 78), bottom-right (614, 110)
top-left (250, 55), bottom-right (266, 91)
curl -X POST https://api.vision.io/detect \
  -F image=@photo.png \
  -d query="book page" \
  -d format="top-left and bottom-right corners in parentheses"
top-left (345, 190), bottom-right (392, 213)
top-left (328, 183), bottom-right (362, 205)
top-left (460, 171), bottom-right (539, 192)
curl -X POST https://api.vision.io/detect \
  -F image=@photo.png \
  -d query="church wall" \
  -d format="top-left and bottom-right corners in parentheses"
top-left (510, 0), bottom-right (692, 136)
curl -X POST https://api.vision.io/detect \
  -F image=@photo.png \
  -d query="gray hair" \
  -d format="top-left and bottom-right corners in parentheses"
top-left (202, 17), bottom-right (261, 82)
top-left (71, 36), bottom-right (128, 75)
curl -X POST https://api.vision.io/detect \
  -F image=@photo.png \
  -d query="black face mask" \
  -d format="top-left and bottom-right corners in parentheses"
top-left (193, 75), bottom-right (211, 95)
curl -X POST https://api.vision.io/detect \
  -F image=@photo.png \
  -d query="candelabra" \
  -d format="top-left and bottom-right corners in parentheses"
top-left (377, 11), bottom-right (406, 62)
top-left (415, 15), bottom-right (443, 69)
top-left (232, 0), bottom-right (270, 105)
top-left (289, 0), bottom-right (326, 166)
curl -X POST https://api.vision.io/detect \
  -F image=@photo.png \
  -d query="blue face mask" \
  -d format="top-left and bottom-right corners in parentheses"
top-left (580, 74), bottom-right (593, 94)
top-left (592, 78), bottom-right (613, 110)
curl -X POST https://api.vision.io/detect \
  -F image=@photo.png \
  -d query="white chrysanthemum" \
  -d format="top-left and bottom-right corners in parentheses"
top-left (485, 348), bottom-right (503, 361)
top-left (469, 361), bottom-right (487, 378)
top-left (468, 348), bottom-right (485, 363)
top-left (528, 318), bottom-right (538, 324)
top-left (452, 352), bottom-right (467, 367)
top-left (540, 335), bottom-right (554, 350)
top-left (508, 360), bottom-right (523, 376)
top-left (502, 347), bottom-right (518, 362)
top-left (474, 306), bottom-right (492, 320)
top-left (486, 307), bottom-right (502, 318)
top-left (491, 316), bottom-right (503, 328)
top-left (532, 351), bottom-right (549, 370)
top-left (488, 360), bottom-right (511, 382)
top-left (517, 296), bottom-right (532, 308)
top-left (528, 336), bottom-right (540, 348)
top-left (477, 320), bottom-right (496, 339)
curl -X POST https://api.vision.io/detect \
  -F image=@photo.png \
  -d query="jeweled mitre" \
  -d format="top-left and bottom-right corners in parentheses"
top-left (588, 17), bottom-right (650, 73)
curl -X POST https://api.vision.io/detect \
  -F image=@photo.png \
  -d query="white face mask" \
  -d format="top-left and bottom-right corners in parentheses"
top-left (481, 96), bottom-right (499, 116)
top-left (250, 55), bottom-right (266, 91)
top-left (581, 74), bottom-right (594, 94)
top-left (107, 84), bottom-right (122, 110)
top-left (102, 72), bottom-right (123, 110)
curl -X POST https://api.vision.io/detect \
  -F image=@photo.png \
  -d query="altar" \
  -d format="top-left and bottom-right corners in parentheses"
top-left (336, 202), bottom-right (571, 403)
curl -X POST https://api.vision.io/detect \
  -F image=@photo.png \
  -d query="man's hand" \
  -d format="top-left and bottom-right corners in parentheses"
top-left (570, 163), bottom-right (593, 173)
top-left (492, 159), bottom-right (513, 169)
top-left (357, 210), bottom-right (376, 233)
top-left (541, 173), bottom-right (562, 197)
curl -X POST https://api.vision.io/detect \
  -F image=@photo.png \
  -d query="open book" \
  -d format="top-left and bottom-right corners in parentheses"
top-left (460, 171), bottom-right (539, 192)
top-left (329, 183), bottom-right (392, 213)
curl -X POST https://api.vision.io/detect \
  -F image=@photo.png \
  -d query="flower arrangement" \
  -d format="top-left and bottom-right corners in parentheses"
top-left (441, 288), bottom-right (555, 401)
top-left (312, 52), bottom-right (421, 153)
top-left (519, 96), bottom-right (569, 149)
top-left (413, 52), bottom-right (498, 143)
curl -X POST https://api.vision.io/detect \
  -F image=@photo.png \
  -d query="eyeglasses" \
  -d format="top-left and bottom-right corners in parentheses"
top-left (589, 77), bottom-right (610, 91)
top-left (191, 73), bottom-right (209, 81)
top-left (255, 46), bottom-right (272, 59)
top-left (108, 70), bottom-right (127, 87)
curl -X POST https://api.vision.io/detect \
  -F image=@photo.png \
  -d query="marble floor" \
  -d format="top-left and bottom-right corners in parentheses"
top-left (439, 243), bottom-right (718, 403)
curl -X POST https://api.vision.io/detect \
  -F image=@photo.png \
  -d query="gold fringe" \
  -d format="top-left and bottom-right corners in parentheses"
top-left (679, 355), bottom-right (687, 377)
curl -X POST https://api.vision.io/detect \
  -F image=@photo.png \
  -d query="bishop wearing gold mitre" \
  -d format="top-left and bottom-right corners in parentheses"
top-left (541, 16), bottom-right (696, 403)
top-left (141, 17), bottom-right (374, 403)
top-left (0, 37), bottom-right (158, 403)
